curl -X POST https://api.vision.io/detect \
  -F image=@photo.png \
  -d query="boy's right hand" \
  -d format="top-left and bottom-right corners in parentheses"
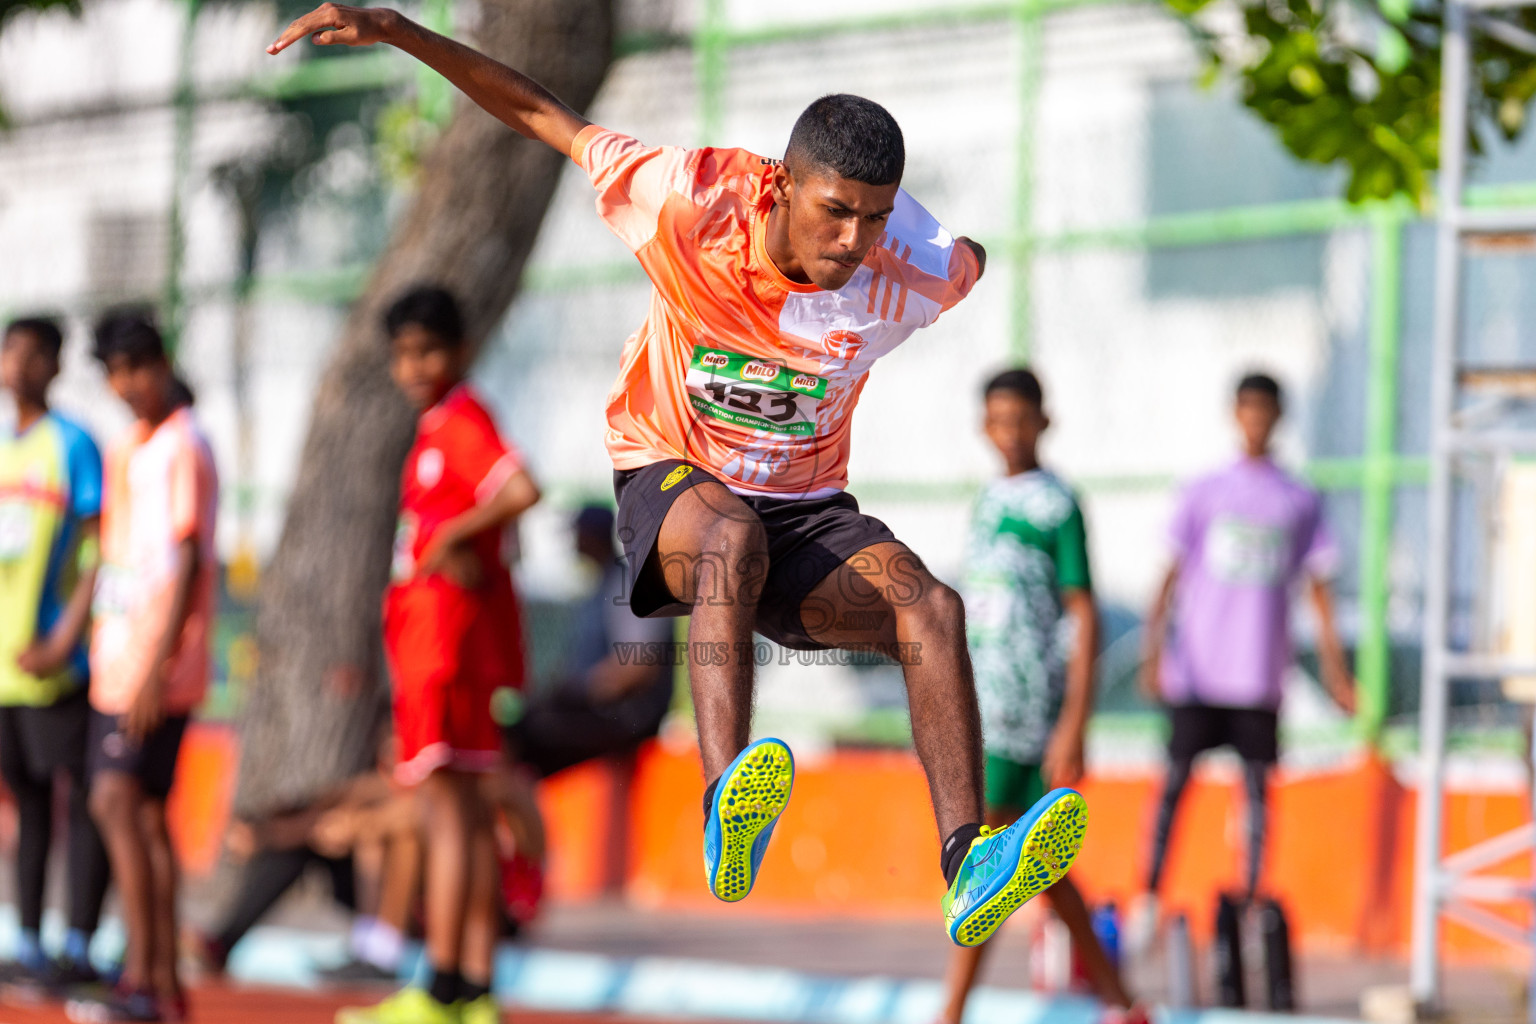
top-left (124, 669), bottom-right (166, 743)
top-left (267, 4), bottom-right (398, 55)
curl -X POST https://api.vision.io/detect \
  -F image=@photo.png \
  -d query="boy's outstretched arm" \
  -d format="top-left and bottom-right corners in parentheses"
top-left (268, 4), bottom-right (590, 156)
top-left (1042, 588), bottom-right (1098, 788)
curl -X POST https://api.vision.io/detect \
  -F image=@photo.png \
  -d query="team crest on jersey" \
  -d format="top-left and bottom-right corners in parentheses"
top-left (417, 448), bottom-right (445, 488)
top-left (822, 330), bottom-right (867, 361)
top-left (660, 465), bottom-right (694, 491)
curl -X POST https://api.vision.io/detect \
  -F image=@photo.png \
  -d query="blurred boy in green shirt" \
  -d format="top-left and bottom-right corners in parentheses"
top-left (938, 369), bottom-right (1137, 1024)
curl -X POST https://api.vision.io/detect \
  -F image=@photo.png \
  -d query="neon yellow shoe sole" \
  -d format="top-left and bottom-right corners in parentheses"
top-left (704, 738), bottom-right (795, 902)
top-left (943, 787), bottom-right (1089, 947)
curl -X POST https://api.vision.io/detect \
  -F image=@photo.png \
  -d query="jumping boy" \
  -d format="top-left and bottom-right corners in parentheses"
top-left (71, 313), bottom-right (218, 1023)
top-left (939, 369), bottom-right (1136, 1023)
top-left (0, 317), bottom-right (111, 994)
top-left (336, 285), bottom-right (539, 1024)
top-left (267, 6), bottom-right (1088, 945)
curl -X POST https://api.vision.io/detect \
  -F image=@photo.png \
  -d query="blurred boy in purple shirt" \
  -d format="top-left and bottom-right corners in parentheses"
top-left (1138, 372), bottom-right (1355, 915)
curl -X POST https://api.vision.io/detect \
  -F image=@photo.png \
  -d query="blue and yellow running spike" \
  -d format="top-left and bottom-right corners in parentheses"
top-left (704, 737), bottom-right (795, 902)
top-left (942, 787), bottom-right (1089, 947)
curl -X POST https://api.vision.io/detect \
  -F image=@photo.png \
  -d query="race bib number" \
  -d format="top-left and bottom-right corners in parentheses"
top-left (685, 347), bottom-right (828, 437)
top-left (1205, 516), bottom-right (1287, 586)
top-left (0, 501), bottom-right (33, 560)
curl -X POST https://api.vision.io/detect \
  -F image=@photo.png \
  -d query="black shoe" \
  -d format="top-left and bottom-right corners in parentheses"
top-left (314, 958), bottom-right (399, 986)
top-left (40, 957), bottom-right (104, 998)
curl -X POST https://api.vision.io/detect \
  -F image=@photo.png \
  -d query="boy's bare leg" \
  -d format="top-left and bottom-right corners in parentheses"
top-left (460, 815), bottom-right (499, 991)
top-left (140, 798), bottom-right (182, 1001)
top-left (939, 941), bottom-right (991, 1024)
top-left (352, 834), bottom-right (385, 920)
top-left (1046, 875), bottom-right (1132, 1009)
top-left (800, 542), bottom-right (984, 838)
top-left (421, 770), bottom-right (477, 982)
top-left (652, 482), bottom-right (767, 783)
top-left (378, 830), bottom-right (422, 937)
top-left (90, 774), bottom-right (154, 990)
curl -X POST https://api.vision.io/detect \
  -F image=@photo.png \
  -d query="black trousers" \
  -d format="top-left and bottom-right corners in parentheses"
top-left (213, 847), bottom-right (356, 952)
top-left (0, 692), bottom-right (110, 935)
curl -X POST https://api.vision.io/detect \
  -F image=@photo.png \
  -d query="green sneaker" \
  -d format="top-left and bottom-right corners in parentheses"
top-left (460, 994), bottom-right (500, 1024)
top-left (942, 787), bottom-right (1089, 947)
top-left (335, 987), bottom-right (460, 1024)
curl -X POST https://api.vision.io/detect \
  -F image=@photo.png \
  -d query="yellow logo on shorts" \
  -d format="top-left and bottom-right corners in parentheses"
top-left (660, 465), bottom-right (694, 491)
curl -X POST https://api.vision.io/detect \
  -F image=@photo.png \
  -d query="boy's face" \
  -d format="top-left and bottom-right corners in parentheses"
top-left (1235, 389), bottom-right (1281, 454)
top-left (389, 324), bottom-right (463, 410)
top-left (772, 164), bottom-right (899, 291)
top-left (103, 353), bottom-right (171, 422)
top-left (983, 390), bottom-right (1048, 467)
top-left (0, 328), bottom-right (59, 405)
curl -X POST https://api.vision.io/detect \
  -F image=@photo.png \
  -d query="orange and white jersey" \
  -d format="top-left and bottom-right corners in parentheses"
top-left (90, 407), bottom-right (218, 716)
top-left (573, 126), bottom-right (981, 497)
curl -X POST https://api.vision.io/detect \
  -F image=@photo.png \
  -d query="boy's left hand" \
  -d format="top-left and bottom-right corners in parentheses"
top-left (416, 535), bottom-right (483, 589)
top-left (1042, 728), bottom-right (1086, 789)
top-left (124, 670), bottom-right (166, 743)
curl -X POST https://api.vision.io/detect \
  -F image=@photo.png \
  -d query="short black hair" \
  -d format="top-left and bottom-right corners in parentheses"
top-left (1236, 371), bottom-right (1283, 406)
top-left (984, 367), bottom-right (1044, 407)
top-left (92, 310), bottom-right (166, 365)
top-left (384, 285), bottom-right (465, 347)
top-left (784, 94), bottom-right (905, 187)
top-left (4, 317), bottom-right (64, 359)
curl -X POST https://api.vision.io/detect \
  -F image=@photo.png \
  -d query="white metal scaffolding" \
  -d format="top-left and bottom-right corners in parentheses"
top-left (1411, 0), bottom-right (1536, 1018)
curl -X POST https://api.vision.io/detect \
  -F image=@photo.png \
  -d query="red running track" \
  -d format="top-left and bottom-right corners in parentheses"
top-left (0, 986), bottom-right (742, 1024)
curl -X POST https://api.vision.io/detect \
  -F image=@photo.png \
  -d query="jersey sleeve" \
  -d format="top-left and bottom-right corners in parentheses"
top-left (59, 419), bottom-right (103, 520)
top-left (1167, 481), bottom-right (1201, 563)
top-left (449, 406), bottom-right (525, 505)
top-left (572, 125), bottom-right (696, 253)
top-left (1298, 489), bottom-right (1340, 579)
top-left (875, 191), bottom-right (983, 327)
top-left (1054, 498), bottom-right (1093, 592)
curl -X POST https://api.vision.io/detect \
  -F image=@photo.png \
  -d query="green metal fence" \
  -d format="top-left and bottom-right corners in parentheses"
top-left (118, 0), bottom-right (1536, 744)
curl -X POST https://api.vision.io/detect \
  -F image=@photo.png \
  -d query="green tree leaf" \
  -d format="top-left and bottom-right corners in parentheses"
top-left (1163, 0), bottom-right (1536, 205)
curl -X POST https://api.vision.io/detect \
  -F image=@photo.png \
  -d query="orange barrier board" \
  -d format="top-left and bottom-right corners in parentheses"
top-left (163, 726), bottom-right (1534, 962)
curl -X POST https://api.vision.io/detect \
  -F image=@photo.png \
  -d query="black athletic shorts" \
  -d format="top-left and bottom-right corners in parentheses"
top-left (1168, 703), bottom-right (1279, 765)
top-left (614, 459), bottom-right (898, 651)
top-left (0, 687), bottom-right (91, 787)
top-left (87, 709), bottom-right (190, 799)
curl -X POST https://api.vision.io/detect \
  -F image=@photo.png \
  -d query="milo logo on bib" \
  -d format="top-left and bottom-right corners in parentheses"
top-left (685, 346), bottom-right (829, 437)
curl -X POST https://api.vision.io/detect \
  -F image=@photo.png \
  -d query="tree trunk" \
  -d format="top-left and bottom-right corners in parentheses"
top-left (233, 0), bottom-right (615, 818)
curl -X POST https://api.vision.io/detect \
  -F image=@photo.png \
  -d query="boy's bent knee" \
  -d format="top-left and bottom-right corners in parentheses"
top-left (898, 579), bottom-right (965, 637)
